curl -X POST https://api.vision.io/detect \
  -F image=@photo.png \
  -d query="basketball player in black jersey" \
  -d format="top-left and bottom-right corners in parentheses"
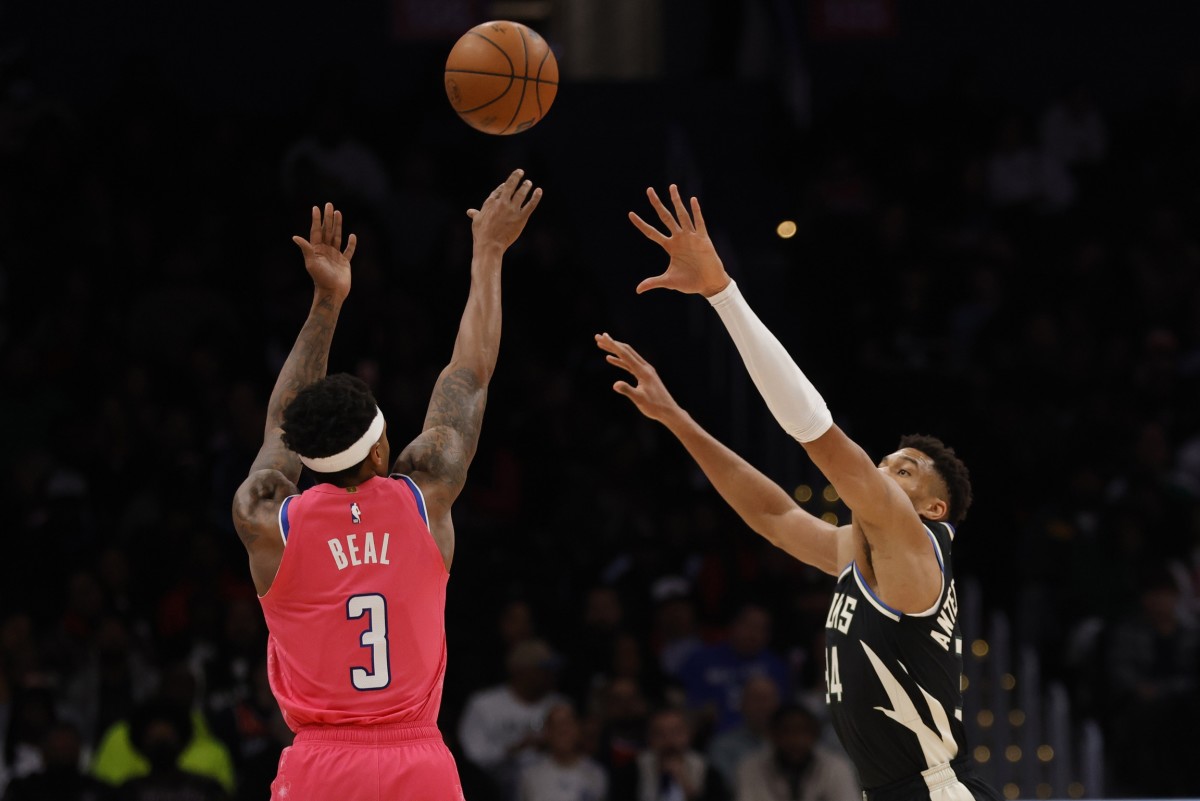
top-left (596, 185), bottom-right (1002, 801)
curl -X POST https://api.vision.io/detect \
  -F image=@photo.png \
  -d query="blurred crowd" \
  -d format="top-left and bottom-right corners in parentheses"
top-left (1, 20), bottom-right (1199, 801)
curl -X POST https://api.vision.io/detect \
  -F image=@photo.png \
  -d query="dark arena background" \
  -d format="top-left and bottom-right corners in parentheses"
top-left (1, 1), bottom-right (1199, 799)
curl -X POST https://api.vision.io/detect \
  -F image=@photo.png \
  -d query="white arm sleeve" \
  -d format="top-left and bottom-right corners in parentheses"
top-left (707, 280), bottom-right (834, 443)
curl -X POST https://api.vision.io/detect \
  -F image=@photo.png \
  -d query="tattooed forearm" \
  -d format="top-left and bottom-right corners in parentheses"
top-left (250, 294), bottom-right (342, 478)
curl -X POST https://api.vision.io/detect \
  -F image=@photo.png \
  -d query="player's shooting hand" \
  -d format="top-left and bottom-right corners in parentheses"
top-left (630, 185), bottom-right (730, 297)
top-left (292, 202), bottom-right (356, 302)
top-left (595, 333), bottom-right (683, 424)
top-left (467, 169), bottom-right (542, 253)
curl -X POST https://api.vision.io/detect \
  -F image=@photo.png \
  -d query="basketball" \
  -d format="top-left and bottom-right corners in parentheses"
top-left (444, 20), bottom-right (559, 135)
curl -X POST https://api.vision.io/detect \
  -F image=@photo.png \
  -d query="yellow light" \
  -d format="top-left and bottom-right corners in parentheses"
top-left (974, 746), bottom-right (991, 763)
top-left (977, 710), bottom-right (994, 728)
top-left (1001, 673), bottom-right (1016, 690)
top-left (1037, 783), bottom-right (1053, 799)
top-left (1037, 745), bottom-right (1054, 762)
top-left (961, 675), bottom-right (970, 691)
top-left (971, 639), bottom-right (989, 658)
top-left (821, 512), bottom-right (840, 525)
top-left (794, 485), bottom-right (813, 503)
top-left (822, 484), bottom-right (839, 502)
top-left (1008, 709), bottom-right (1025, 727)
top-left (1067, 782), bottom-right (1084, 799)
top-left (1003, 783), bottom-right (1020, 800)
top-left (776, 220), bottom-right (797, 239)
top-left (1005, 746), bottom-right (1022, 763)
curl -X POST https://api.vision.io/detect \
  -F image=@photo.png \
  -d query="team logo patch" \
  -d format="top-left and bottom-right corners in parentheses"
top-left (351, 502), bottom-right (362, 524)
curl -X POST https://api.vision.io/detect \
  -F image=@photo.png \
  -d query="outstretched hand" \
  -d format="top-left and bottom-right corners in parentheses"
top-left (468, 168), bottom-right (543, 252)
top-left (629, 185), bottom-right (730, 297)
top-left (595, 333), bottom-right (683, 424)
top-left (292, 202), bottom-right (356, 302)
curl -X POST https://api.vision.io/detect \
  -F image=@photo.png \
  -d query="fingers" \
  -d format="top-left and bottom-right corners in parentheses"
top-left (343, 232), bottom-right (357, 261)
top-left (595, 332), bottom-right (647, 370)
top-left (669, 184), bottom-right (693, 232)
top-left (292, 235), bottom-right (314, 258)
top-left (646, 187), bottom-right (680, 232)
top-left (628, 212), bottom-right (667, 245)
top-left (612, 380), bottom-right (637, 399)
top-left (308, 206), bottom-right (321, 244)
top-left (521, 186), bottom-right (543, 217)
top-left (322, 202), bottom-right (334, 244)
top-left (635, 273), bottom-right (670, 294)
top-left (503, 168), bottom-right (525, 199)
top-left (690, 196), bottom-right (707, 235)
top-left (332, 209), bottom-right (343, 251)
top-left (466, 209), bottom-right (479, 218)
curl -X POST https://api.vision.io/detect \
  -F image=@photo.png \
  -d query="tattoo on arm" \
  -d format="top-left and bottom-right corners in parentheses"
top-left (250, 295), bottom-right (341, 480)
top-left (232, 469), bottom-right (296, 551)
top-left (413, 367), bottom-right (486, 490)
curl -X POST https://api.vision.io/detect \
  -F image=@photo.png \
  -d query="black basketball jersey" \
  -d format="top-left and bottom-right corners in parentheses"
top-left (824, 521), bottom-right (969, 791)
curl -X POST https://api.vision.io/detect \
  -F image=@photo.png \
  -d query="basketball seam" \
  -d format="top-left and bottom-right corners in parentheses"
top-left (453, 74), bottom-right (516, 114)
top-left (451, 31), bottom-right (518, 115)
top-left (500, 25), bottom-right (531, 134)
top-left (445, 68), bottom-right (557, 86)
top-left (534, 46), bottom-right (552, 116)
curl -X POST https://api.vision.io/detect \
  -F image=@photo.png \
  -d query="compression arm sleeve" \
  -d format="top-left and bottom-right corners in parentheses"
top-left (707, 280), bottom-right (834, 443)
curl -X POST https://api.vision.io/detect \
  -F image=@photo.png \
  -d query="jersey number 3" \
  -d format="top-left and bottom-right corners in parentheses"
top-left (347, 593), bottom-right (390, 690)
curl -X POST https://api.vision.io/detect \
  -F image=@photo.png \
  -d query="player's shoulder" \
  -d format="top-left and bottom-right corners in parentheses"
top-left (922, 519), bottom-right (956, 543)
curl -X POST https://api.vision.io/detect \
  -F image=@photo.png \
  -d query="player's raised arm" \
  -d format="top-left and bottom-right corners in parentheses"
top-left (232, 203), bottom-right (356, 593)
top-left (596, 333), bottom-right (844, 576)
top-left (630, 186), bottom-right (940, 609)
top-left (393, 169), bottom-right (541, 569)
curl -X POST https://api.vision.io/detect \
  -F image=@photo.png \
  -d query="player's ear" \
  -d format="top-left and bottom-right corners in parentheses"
top-left (922, 496), bottom-right (949, 522)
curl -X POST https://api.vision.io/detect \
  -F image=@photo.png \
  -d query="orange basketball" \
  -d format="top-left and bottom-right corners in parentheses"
top-left (444, 20), bottom-right (559, 135)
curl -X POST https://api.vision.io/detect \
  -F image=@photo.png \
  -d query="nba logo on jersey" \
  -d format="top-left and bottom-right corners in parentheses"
top-left (351, 502), bottom-right (362, 524)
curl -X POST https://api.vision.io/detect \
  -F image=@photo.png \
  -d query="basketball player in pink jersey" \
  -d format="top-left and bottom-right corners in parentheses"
top-left (231, 169), bottom-right (542, 800)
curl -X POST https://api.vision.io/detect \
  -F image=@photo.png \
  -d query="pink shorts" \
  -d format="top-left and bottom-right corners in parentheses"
top-left (272, 723), bottom-right (464, 801)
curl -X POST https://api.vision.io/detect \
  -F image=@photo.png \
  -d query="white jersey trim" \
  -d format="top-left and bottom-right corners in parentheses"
top-left (853, 563), bottom-right (902, 622)
top-left (907, 526), bottom-right (948, 619)
top-left (278, 494), bottom-right (299, 545)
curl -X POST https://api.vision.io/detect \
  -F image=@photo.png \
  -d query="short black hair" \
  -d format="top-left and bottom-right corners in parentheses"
top-left (281, 373), bottom-right (378, 478)
top-left (899, 433), bottom-right (973, 525)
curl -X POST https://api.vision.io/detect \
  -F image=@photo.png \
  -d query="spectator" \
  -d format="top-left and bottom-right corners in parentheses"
top-left (706, 674), bottom-right (779, 787)
top-left (517, 702), bottom-right (607, 801)
top-left (679, 604), bottom-right (790, 735)
top-left (1, 721), bottom-right (112, 801)
top-left (1104, 564), bottom-right (1200, 796)
top-left (590, 677), bottom-right (650, 776)
top-left (113, 699), bottom-right (228, 801)
top-left (90, 663), bottom-right (235, 796)
top-left (459, 639), bottom-right (569, 799)
top-left (0, 684), bottom-right (55, 792)
top-left (734, 704), bottom-right (858, 801)
top-left (650, 577), bottom-right (703, 678)
top-left (610, 706), bottom-right (729, 801)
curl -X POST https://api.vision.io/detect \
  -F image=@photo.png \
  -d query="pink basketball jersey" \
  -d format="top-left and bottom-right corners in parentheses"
top-left (259, 474), bottom-right (448, 730)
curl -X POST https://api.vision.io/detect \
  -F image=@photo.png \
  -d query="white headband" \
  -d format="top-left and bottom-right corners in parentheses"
top-left (299, 408), bottom-right (385, 473)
